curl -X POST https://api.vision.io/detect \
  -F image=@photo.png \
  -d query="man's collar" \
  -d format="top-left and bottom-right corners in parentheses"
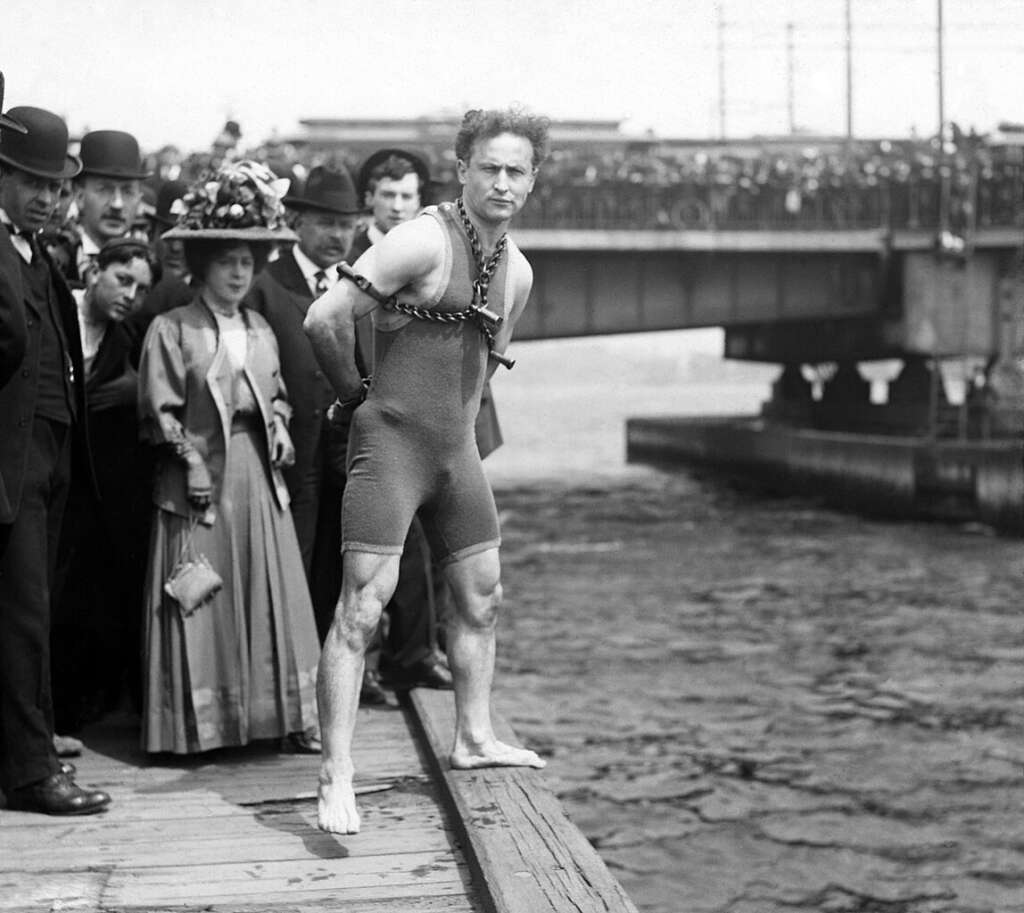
top-left (292, 243), bottom-right (338, 279)
top-left (368, 222), bottom-right (386, 247)
top-left (80, 232), bottom-right (101, 255)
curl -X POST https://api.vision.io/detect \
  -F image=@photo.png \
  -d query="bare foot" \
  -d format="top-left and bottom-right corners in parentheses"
top-left (317, 759), bottom-right (361, 834)
top-left (450, 738), bottom-right (547, 770)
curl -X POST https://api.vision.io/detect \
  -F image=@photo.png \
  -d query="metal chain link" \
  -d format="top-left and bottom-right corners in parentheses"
top-left (457, 197), bottom-right (508, 312)
top-left (337, 203), bottom-right (515, 368)
top-left (377, 200), bottom-right (511, 364)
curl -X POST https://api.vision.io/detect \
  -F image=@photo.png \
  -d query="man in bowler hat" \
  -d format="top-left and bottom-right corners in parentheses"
top-left (68, 129), bottom-right (151, 283)
top-left (246, 167), bottom-right (361, 673)
top-left (0, 104), bottom-right (111, 815)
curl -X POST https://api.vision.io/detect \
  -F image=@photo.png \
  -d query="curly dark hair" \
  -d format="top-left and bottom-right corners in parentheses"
top-left (367, 155), bottom-right (423, 195)
top-left (454, 108), bottom-right (550, 170)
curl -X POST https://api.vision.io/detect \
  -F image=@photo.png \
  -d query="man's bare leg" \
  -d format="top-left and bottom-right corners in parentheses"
top-left (317, 551), bottom-right (400, 833)
top-left (444, 548), bottom-right (546, 771)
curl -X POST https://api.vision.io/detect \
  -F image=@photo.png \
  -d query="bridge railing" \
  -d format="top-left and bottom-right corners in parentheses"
top-left (433, 170), bottom-right (1024, 233)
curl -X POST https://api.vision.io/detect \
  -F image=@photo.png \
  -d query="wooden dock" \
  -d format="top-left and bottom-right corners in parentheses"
top-left (0, 691), bottom-right (637, 913)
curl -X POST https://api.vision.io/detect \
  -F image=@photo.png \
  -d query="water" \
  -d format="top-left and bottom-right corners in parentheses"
top-left (482, 333), bottom-right (1024, 913)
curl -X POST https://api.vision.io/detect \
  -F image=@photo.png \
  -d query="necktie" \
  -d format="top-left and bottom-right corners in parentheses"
top-left (313, 269), bottom-right (330, 296)
top-left (16, 228), bottom-right (40, 263)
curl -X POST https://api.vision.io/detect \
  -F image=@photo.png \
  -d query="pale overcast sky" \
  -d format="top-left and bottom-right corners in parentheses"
top-left (3, 0), bottom-right (1022, 152)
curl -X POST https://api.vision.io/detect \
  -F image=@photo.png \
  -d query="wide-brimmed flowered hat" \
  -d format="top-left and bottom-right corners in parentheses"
top-left (162, 159), bottom-right (298, 243)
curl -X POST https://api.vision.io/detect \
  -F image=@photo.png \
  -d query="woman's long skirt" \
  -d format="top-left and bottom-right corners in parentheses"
top-left (142, 425), bottom-right (320, 754)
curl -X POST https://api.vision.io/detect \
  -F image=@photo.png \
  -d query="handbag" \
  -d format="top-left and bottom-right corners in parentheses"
top-left (164, 517), bottom-right (223, 617)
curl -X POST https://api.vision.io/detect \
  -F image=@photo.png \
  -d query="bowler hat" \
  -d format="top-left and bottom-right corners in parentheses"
top-left (0, 106), bottom-right (81, 180)
top-left (283, 166), bottom-right (360, 215)
top-left (0, 73), bottom-right (27, 134)
top-left (79, 130), bottom-right (152, 180)
top-left (356, 148), bottom-right (431, 203)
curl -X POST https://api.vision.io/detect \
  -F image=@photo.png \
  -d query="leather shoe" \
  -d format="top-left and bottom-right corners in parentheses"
top-left (359, 668), bottom-right (390, 706)
top-left (6, 773), bottom-right (110, 816)
top-left (282, 730), bottom-right (322, 755)
top-left (384, 655), bottom-right (454, 691)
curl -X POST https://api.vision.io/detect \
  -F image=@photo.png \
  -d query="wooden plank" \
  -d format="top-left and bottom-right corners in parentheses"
top-left (0, 870), bottom-right (106, 911)
top-left (2, 788), bottom-right (446, 855)
top-left (8, 821), bottom-right (455, 869)
top-left (102, 898), bottom-right (479, 913)
top-left (408, 689), bottom-right (639, 913)
top-left (102, 852), bottom-right (471, 905)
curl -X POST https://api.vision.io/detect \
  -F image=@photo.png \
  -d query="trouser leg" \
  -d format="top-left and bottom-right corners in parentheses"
top-left (0, 418), bottom-right (70, 791)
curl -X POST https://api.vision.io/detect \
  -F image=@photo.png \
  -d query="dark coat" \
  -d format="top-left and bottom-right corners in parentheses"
top-left (245, 250), bottom-right (338, 499)
top-left (82, 320), bottom-right (152, 559)
top-left (0, 229), bottom-right (28, 521)
top-left (0, 223), bottom-right (91, 525)
top-left (0, 228), bottom-right (27, 390)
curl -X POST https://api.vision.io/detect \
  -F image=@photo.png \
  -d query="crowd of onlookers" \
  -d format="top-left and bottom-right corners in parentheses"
top-left (142, 121), bottom-right (1024, 234)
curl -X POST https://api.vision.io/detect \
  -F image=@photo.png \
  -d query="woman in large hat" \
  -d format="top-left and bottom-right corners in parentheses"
top-left (138, 161), bottom-right (320, 754)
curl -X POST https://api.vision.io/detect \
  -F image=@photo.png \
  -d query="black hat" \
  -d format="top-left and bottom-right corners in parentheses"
top-left (0, 106), bottom-right (81, 180)
top-left (283, 166), bottom-right (360, 215)
top-left (149, 179), bottom-right (188, 228)
top-left (356, 148), bottom-right (430, 202)
top-left (79, 130), bottom-right (152, 180)
top-left (0, 73), bottom-right (27, 135)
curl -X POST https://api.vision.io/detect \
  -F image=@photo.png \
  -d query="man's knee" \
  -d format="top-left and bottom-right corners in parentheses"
top-left (454, 577), bottom-right (502, 630)
top-left (330, 553), bottom-right (400, 649)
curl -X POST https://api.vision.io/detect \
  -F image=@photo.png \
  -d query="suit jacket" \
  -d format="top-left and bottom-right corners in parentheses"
top-left (245, 250), bottom-right (339, 498)
top-left (138, 298), bottom-right (292, 521)
top-left (0, 229), bottom-right (27, 390)
top-left (83, 320), bottom-right (152, 559)
top-left (0, 223), bottom-right (91, 524)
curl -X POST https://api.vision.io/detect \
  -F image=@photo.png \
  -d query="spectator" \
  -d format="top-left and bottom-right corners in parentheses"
top-left (137, 161), bottom-right (320, 755)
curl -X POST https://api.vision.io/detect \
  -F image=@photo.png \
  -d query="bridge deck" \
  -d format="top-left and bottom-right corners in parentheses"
top-left (516, 226), bottom-right (1023, 252)
top-left (0, 694), bottom-right (635, 913)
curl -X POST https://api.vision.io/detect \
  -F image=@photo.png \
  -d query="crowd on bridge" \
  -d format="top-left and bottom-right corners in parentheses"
top-left (153, 121), bottom-right (1024, 235)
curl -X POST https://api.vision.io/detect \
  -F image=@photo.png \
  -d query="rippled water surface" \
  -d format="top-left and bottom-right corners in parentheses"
top-left (481, 333), bottom-right (1024, 913)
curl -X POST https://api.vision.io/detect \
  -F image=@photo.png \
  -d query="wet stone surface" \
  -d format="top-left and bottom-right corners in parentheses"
top-left (489, 471), bottom-right (1024, 913)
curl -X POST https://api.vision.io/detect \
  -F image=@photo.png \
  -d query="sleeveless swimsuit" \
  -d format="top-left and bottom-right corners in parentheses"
top-left (341, 202), bottom-right (513, 564)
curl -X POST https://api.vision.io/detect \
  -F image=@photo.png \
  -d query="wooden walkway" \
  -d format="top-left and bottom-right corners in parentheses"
top-left (0, 691), bottom-right (637, 913)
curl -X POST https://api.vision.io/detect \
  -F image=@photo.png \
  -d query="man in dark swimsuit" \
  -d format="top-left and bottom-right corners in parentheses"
top-left (305, 108), bottom-right (550, 834)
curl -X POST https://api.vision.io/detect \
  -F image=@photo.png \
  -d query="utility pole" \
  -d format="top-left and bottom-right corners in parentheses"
top-left (845, 0), bottom-right (853, 153)
top-left (717, 2), bottom-right (727, 139)
top-left (929, 0), bottom-right (947, 442)
top-left (786, 21), bottom-right (795, 134)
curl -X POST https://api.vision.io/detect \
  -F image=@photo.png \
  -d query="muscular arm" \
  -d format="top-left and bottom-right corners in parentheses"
top-left (304, 217), bottom-right (445, 400)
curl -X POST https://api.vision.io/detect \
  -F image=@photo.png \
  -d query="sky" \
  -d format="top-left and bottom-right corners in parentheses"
top-left (3, 0), bottom-right (1023, 153)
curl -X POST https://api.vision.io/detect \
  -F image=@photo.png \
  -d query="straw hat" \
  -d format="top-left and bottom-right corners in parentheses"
top-left (162, 160), bottom-right (297, 243)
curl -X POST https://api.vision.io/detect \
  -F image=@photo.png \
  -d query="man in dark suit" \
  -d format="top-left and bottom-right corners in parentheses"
top-left (66, 130), bottom-right (150, 285)
top-left (52, 238), bottom-right (155, 733)
top-left (0, 105), bottom-right (110, 815)
top-left (246, 166), bottom-right (361, 647)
